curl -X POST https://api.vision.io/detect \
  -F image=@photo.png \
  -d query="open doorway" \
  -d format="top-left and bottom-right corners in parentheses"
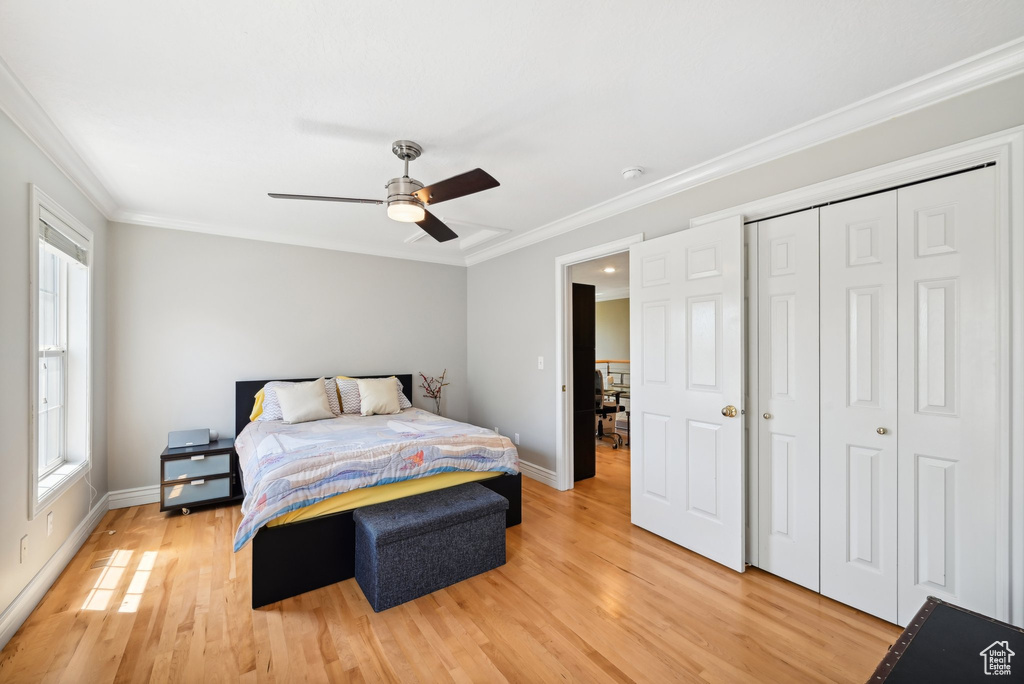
top-left (554, 234), bottom-right (641, 490)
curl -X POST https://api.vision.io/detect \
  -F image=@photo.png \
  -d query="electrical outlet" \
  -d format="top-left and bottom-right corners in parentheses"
top-left (537, 356), bottom-right (544, 370)
top-left (494, 427), bottom-right (500, 435)
top-left (514, 433), bottom-right (520, 446)
top-left (47, 511), bottom-right (53, 537)
top-left (20, 535), bottom-right (28, 563)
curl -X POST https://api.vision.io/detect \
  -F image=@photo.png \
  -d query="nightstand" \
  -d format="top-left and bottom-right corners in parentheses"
top-left (159, 438), bottom-right (244, 514)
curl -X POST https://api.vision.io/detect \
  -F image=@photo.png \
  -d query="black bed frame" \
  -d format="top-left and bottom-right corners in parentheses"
top-left (234, 374), bottom-right (523, 609)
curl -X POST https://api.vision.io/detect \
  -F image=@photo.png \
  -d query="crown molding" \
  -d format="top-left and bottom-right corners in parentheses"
top-left (6, 36), bottom-right (1024, 268)
top-left (464, 37), bottom-right (1024, 267)
top-left (690, 126), bottom-right (1024, 228)
top-left (0, 56), bottom-right (118, 218)
top-left (113, 209), bottom-right (470, 266)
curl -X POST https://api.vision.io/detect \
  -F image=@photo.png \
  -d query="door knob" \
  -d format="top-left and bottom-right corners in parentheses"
top-left (763, 412), bottom-right (772, 420)
top-left (721, 405), bottom-right (738, 418)
top-left (876, 427), bottom-right (888, 435)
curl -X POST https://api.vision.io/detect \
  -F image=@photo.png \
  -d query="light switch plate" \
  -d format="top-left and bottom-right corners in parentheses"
top-left (537, 356), bottom-right (544, 370)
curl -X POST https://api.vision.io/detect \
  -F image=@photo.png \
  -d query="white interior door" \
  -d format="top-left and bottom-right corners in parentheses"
top-left (630, 216), bottom-right (746, 572)
top-left (819, 191), bottom-right (899, 623)
top-left (756, 209), bottom-right (820, 591)
top-left (897, 167), bottom-right (1002, 624)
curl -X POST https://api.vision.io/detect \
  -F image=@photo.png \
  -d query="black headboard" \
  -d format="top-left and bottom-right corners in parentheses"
top-left (234, 374), bottom-right (414, 438)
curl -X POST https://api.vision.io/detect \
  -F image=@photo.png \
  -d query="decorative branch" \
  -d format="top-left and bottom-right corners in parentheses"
top-left (420, 369), bottom-right (450, 416)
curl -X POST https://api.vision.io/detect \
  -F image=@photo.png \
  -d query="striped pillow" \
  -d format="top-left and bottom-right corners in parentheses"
top-left (337, 378), bottom-right (362, 415)
top-left (396, 378), bottom-right (413, 409)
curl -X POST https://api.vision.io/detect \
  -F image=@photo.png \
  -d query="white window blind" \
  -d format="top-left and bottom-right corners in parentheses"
top-left (40, 207), bottom-right (88, 266)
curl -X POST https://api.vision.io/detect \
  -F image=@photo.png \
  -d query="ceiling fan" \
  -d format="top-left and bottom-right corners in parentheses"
top-left (268, 140), bottom-right (499, 243)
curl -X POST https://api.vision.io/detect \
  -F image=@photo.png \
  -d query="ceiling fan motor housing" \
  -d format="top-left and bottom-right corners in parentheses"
top-left (386, 176), bottom-right (425, 206)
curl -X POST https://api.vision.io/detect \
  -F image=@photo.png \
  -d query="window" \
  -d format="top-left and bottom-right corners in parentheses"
top-left (30, 187), bottom-right (93, 518)
top-left (38, 247), bottom-right (68, 477)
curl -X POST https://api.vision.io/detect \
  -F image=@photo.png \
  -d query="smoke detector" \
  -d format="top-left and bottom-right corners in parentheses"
top-left (621, 166), bottom-right (645, 180)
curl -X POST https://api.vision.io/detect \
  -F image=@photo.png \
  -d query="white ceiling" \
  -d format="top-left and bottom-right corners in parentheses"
top-left (2, 2), bottom-right (1023, 264)
top-left (571, 252), bottom-right (629, 300)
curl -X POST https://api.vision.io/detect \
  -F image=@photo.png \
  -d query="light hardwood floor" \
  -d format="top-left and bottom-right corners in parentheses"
top-left (0, 444), bottom-right (899, 682)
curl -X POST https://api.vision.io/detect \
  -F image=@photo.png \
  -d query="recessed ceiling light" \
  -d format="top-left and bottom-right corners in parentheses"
top-left (603, 267), bottom-right (616, 273)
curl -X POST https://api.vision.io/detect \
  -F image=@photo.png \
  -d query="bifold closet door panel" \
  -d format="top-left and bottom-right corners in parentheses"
top-left (896, 167), bottom-right (1001, 625)
top-left (756, 209), bottom-right (819, 591)
top-left (819, 191), bottom-right (898, 623)
top-left (745, 224), bottom-right (760, 567)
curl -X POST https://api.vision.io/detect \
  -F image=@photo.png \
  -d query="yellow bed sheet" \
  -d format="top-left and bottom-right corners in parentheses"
top-left (267, 471), bottom-right (502, 527)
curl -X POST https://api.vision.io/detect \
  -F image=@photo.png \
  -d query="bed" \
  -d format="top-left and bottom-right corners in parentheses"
top-left (234, 374), bottom-right (523, 608)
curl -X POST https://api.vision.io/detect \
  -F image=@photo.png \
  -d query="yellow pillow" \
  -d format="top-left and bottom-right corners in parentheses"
top-left (250, 388), bottom-right (265, 421)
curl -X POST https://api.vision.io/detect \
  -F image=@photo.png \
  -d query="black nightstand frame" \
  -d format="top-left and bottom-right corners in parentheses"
top-left (159, 438), bottom-right (244, 514)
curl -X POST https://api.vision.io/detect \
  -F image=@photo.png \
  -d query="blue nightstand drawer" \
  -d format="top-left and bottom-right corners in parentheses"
top-left (162, 477), bottom-right (231, 507)
top-left (162, 452), bottom-right (231, 482)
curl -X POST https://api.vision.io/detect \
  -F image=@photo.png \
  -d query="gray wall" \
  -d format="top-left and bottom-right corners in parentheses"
top-left (0, 110), bottom-right (109, 616)
top-left (106, 223), bottom-right (468, 492)
top-left (595, 298), bottom-right (629, 362)
top-left (467, 73), bottom-right (1024, 472)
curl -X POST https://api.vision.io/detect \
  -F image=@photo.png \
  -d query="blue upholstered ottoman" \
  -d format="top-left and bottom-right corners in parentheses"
top-left (353, 483), bottom-right (509, 612)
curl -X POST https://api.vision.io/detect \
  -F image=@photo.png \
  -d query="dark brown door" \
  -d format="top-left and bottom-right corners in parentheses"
top-left (572, 283), bottom-right (596, 481)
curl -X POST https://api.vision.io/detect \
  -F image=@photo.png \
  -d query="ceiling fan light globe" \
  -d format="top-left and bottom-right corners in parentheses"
top-left (387, 200), bottom-right (426, 223)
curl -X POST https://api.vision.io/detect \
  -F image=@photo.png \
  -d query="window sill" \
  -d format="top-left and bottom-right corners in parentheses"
top-left (34, 460), bottom-right (90, 518)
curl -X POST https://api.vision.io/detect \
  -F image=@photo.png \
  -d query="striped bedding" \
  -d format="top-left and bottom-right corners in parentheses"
top-left (233, 408), bottom-right (519, 550)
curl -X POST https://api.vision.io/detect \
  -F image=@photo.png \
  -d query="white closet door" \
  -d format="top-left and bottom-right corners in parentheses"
top-left (630, 216), bottom-right (747, 572)
top-left (745, 223), bottom-right (760, 567)
top-left (756, 209), bottom-right (819, 591)
top-left (897, 167), bottom-right (1001, 624)
top-left (819, 192), bottom-right (898, 622)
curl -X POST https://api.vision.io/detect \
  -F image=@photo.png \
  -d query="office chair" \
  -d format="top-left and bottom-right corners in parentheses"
top-left (595, 370), bottom-right (625, 449)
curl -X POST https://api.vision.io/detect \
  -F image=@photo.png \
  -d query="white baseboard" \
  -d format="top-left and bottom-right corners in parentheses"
top-left (0, 493), bottom-right (109, 650)
top-left (108, 485), bottom-right (160, 509)
top-left (519, 461), bottom-right (558, 489)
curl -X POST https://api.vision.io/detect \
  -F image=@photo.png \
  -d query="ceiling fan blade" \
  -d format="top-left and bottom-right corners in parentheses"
top-left (416, 210), bottom-right (459, 243)
top-left (268, 193), bottom-right (383, 205)
top-left (413, 168), bottom-right (499, 205)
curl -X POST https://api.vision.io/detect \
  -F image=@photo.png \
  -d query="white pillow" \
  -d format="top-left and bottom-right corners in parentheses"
top-left (356, 377), bottom-right (401, 416)
top-left (337, 376), bottom-right (412, 413)
top-left (260, 378), bottom-right (341, 420)
top-left (277, 378), bottom-right (335, 424)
